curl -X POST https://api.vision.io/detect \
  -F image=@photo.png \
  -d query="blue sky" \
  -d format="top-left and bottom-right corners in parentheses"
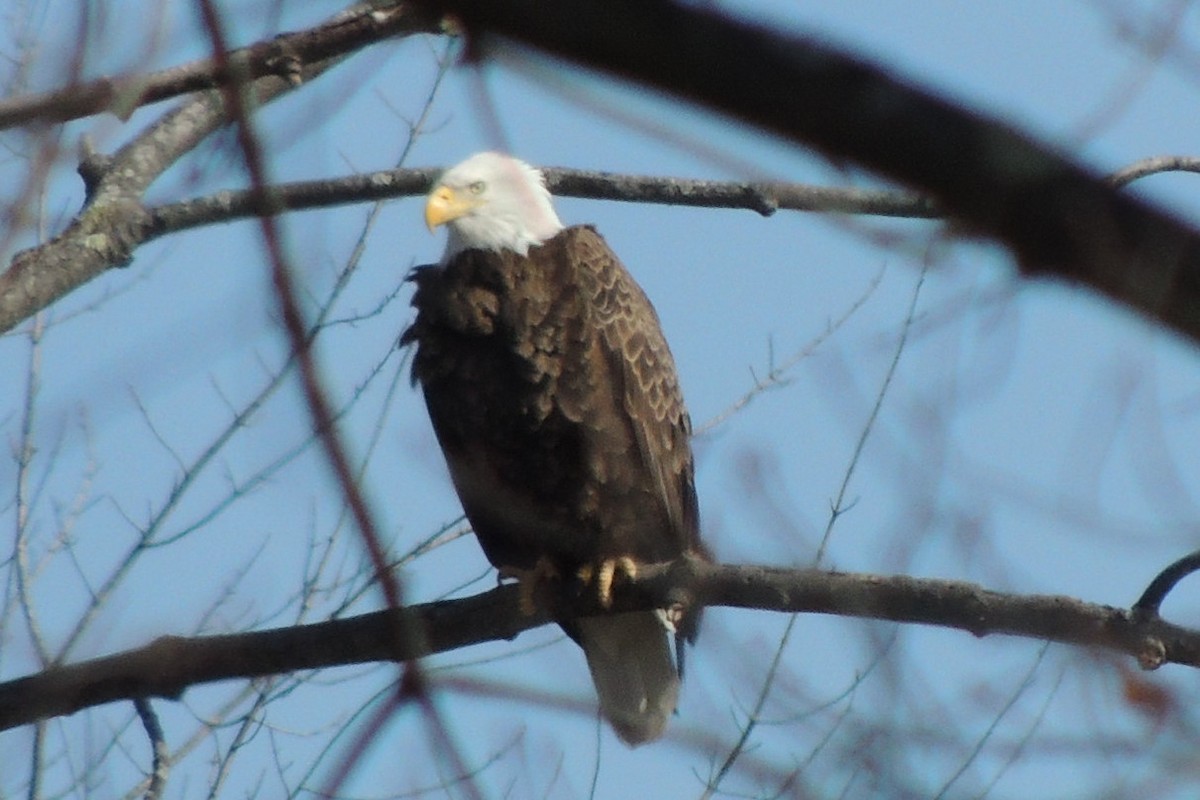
top-left (3, 1), bottom-right (1200, 798)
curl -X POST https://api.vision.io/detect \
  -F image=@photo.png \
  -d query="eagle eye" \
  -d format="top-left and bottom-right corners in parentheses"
top-left (468, 180), bottom-right (486, 195)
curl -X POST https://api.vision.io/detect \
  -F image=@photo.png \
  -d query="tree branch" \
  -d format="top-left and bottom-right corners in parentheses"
top-left (545, 169), bottom-right (940, 218)
top-left (0, 3), bottom-right (433, 336)
top-left (1, 558), bottom-right (1194, 731)
top-left (133, 697), bottom-right (169, 800)
top-left (137, 156), bottom-right (1200, 255)
top-left (419, 0), bottom-right (1200, 349)
top-left (143, 166), bottom-right (936, 241)
top-left (1109, 155), bottom-right (1200, 188)
top-left (13, 0), bottom-right (1200, 339)
top-left (0, 3), bottom-right (439, 130)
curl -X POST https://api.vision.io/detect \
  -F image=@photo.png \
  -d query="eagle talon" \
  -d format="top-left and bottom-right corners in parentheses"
top-left (580, 556), bottom-right (639, 608)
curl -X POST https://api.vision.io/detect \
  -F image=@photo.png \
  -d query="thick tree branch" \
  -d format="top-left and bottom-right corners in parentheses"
top-left (419, 0), bottom-right (1200, 349)
top-left (1, 559), bottom-right (1194, 731)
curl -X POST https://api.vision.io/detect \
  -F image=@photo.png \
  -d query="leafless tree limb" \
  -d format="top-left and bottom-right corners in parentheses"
top-left (1109, 155), bottom-right (1200, 188)
top-left (1, 557), bottom-right (1195, 732)
top-left (143, 167), bottom-right (935, 243)
top-left (0, 3), bottom-right (438, 130)
top-left (544, 169), bottom-right (939, 218)
top-left (10, 0), bottom-right (1200, 342)
top-left (1134, 549), bottom-right (1200, 618)
top-left (2, 159), bottom-right (936, 337)
top-left (137, 153), bottom-right (1200, 251)
top-left (0, 2), bottom-right (433, 335)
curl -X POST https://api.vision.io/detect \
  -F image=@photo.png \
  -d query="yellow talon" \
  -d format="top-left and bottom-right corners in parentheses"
top-left (500, 557), bottom-right (558, 616)
top-left (585, 556), bottom-right (638, 608)
top-left (657, 604), bottom-right (684, 634)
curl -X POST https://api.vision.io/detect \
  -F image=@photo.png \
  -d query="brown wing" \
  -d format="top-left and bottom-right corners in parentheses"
top-left (564, 226), bottom-right (702, 559)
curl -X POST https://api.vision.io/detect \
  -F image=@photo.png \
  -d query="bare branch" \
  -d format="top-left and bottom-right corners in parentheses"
top-left (0, 3), bottom-right (434, 336)
top-left (0, 3), bottom-right (439, 130)
top-left (190, 3), bottom-right (466, 790)
top-left (144, 167), bottom-right (933, 243)
top-left (1108, 155), bottom-right (1200, 188)
top-left (1, 558), bottom-right (1194, 732)
top-left (1133, 549), bottom-right (1200, 618)
top-left (545, 168), bottom-right (939, 218)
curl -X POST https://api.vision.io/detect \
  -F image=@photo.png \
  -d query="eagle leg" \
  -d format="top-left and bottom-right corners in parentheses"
top-left (499, 557), bottom-right (559, 616)
top-left (578, 556), bottom-right (638, 609)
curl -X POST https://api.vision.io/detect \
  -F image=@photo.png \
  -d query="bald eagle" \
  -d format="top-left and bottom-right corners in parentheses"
top-left (401, 152), bottom-right (705, 745)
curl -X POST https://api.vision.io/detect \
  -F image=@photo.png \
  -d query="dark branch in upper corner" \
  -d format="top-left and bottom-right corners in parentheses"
top-left (12, 0), bottom-right (1200, 341)
top-left (1, 557), bottom-right (1196, 731)
top-left (0, 3), bottom-right (440, 130)
top-left (416, 0), bottom-right (1200, 350)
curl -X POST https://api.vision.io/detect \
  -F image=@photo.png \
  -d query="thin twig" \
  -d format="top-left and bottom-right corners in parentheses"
top-left (194, 3), bottom-right (475, 798)
top-left (0, 2), bottom-right (431, 335)
top-left (14, 313), bottom-right (50, 667)
top-left (700, 614), bottom-right (799, 800)
top-left (696, 266), bottom-right (885, 437)
top-left (815, 260), bottom-right (927, 564)
top-left (931, 643), bottom-right (1050, 800)
top-left (133, 697), bottom-right (169, 800)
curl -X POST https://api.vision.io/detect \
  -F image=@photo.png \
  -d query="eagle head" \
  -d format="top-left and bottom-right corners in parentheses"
top-left (426, 151), bottom-right (565, 262)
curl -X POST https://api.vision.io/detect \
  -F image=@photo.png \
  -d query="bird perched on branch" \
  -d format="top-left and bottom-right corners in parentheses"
top-left (401, 151), bottom-right (706, 745)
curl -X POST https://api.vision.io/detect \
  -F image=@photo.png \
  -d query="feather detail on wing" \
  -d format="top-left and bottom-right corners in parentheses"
top-left (568, 227), bottom-right (701, 557)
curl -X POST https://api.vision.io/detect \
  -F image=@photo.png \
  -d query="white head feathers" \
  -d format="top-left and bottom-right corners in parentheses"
top-left (425, 152), bottom-right (564, 262)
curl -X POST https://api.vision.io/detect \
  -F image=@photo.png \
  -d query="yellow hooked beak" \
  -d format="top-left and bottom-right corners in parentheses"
top-left (424, 185), bottom-right (478, 231)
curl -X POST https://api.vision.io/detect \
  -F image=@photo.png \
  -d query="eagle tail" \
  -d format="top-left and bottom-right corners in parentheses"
top-left (577, 612), bottom-right (680, 746)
